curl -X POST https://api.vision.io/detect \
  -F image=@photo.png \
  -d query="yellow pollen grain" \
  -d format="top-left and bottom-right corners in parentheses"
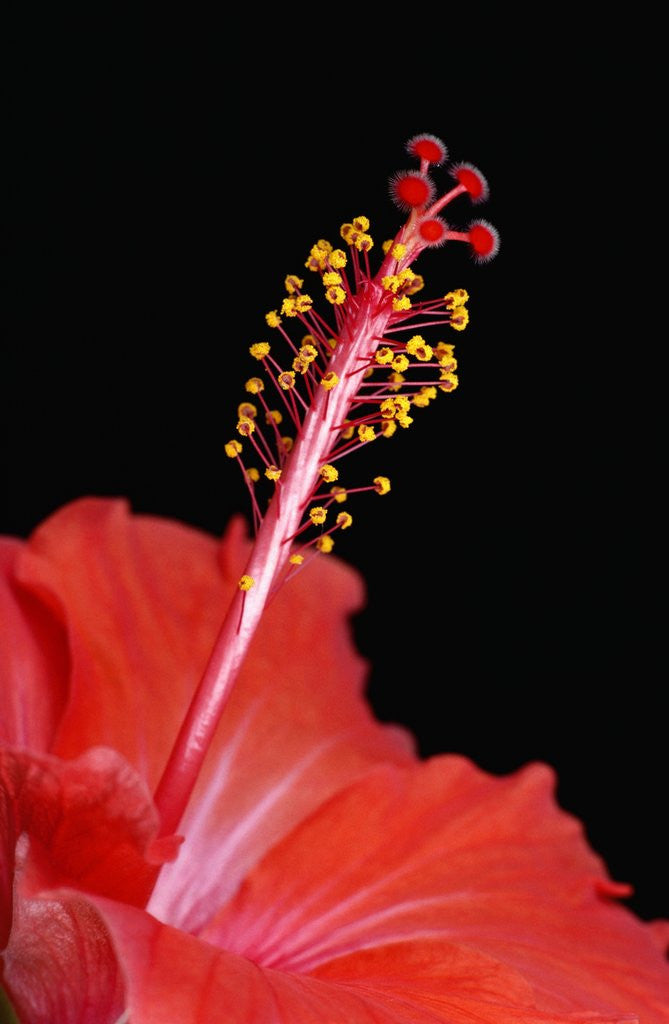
top-left (292, 356), bottom-right (309, 374)
top-left (336, 512), bottom-right (353, 530)
top-left (284, 274), bottom-right (304, 294)
top-left (238, 575), bottom-right (255, 591)
top-left (391, 243), bottom-right (406, 259)
top-left (330, 249), bottom-right (347, 268)
top-left (439, 372), bottom-right (459, 392)
top-left (295, 294), bottom-right (313, 313)
top-left (325, 285), bottom-right (346, 305)
top-left (237, 402), bottom-right (257, 420)
top-left (374, 476), bottom-right (391, 495)
top-left (392, 296), bottom-right (411, 312)
top-left (316, 535), bottom-right (334, 553)
top-left (281, 436), bottom-right (294, 453)
top-left (331, 486), bottom-right (347, 503)
top-left (380, 398), bottom-right (397, 419)
top-left (250, 342), bottom-right (270, 360)
top-left (392, 354), bottom-right (409, 373)
top-left (382, 275), bottom-right (400, 293)
top-left (266, 409), bottom-right (283, 425)
top-left (358, 424), bottom-right (376, 442)
top-left (299, 344), bottom-right (317, 362)
top-left (265, 311), bottom-right (281, 328)
top-left (281, 297), bottom-right (297, 317)
top-left (352, 216), bottom-right (370, 231)
top-left (320, 464), bottom-right (339, 482)
top-left (309, 506), bottom-right (327, 525)
top-left (405, 274), bottom-right (424, 295)
top-left (245, 376), bottom-right (265, 394)
top-left (323, 271), bottom-right (342, 286)
top-left (341, 421), bottom-right (354, 440)
top-left (449, 307), bottom-right (469, 331)
top-left (380, 419), bottom-right (397, 438)
top-left (279, 372), bottom-right (296, 391)
top-left (406, 336), bottom-right (433, 361)
top-left (382, 239), bottom-right (393, 255)
top-left (321, 371), bottom-right (339, 391)
top-left (397, 413), bottom-right (414, 428)
top-left (289, 553), bottom-right (304, 565)
top-left (376, 347), bottom-right (394, 365)
top-left (265, 465), bottom-right (282, 481)
top-left (247, 467), bottom-right (260, 482)
top-left (355, 233), bottom-right (373, 252)
top-left (236, 416), bottom-right (255, 437)
top-left (444, 288), bottom-right (469, 308)
top-left (225, 440), bottom-right (242, 458)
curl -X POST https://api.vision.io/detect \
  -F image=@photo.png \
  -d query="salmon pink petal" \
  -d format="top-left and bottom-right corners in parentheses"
top-left (12, 497), bottom-right (412, 924)
top-left (0, 746), bottom-right (173, 911)
top-left (0, 538), bottom-right (68, 751)
top-left (1, 894), bottom-right (124, 1024)
top-left (205, 758), bottom-right (669, 1022)
top-left (93, 901), bottom-right (597, 1024)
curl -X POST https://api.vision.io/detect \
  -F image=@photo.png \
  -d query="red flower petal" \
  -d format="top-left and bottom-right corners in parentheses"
top-left (0, 539), bottom-right (68, 751)
top-left (204, 758), bottom-right (669, 1021)
top-left (1, 894), bottom-right (124, 1024)
top-left (12, 499), bottom-right (413, 923)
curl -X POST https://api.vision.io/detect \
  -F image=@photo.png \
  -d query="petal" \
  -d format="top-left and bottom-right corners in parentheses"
top-left (206, 758), bottom-right (669, 1022)
top-left (0, 538), bottom-right (69, 751)
top-left (1, 894), bottom-right (124, 1024)
top-left (13, 497), bottom-right (412, 924)
top-left (94, 901), bottom-right (624, 1024)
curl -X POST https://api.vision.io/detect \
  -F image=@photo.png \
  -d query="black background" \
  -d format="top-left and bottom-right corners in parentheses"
top-left (4, 17), bottom-right (665, 921)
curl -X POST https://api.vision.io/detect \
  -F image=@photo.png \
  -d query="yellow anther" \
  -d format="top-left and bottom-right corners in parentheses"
top-left (320, 464), bottom-right (339, 482)
top-left (323, 271), bottom-right (342, 286)
top-left (237, 401), bottom-right (257, 420)
top-left (265, 465), bottom-right (282, 482)
top-left (289, 553), bottom-right (304, 565)
top-left (392, 296), bottom-right (411, 312)
top-left (406, 335), bottom-right (433, 361)
top-left (423, 386), bottom-right (437, 400)
top-left (355, 233), bottom-right (373, 252)
top-left (247, 467), bottom-right (260, 483)
top-left (281, 297), bottom-right (297, 317)
top-left (305, 246), bottom-right (327, 272)
top-left (295, 294), bottom-right (313, 313)
top-left (391, 243), bottom-right (407, 260)
top-left (412, 391), bottom-right (431, 408)
top-left (330, 486), bottom-right (347, 503)
top-left (435, 341), bottom-right (456, 360)
top-left (238, 575), bottom-right (255, 591)
top-left (374, 476), bottom-right (391, 495)
top-left (397, 268), bottom-right (416, 284)
top-left (281, 436), bottom-right (294, 453)
top-left (387, 372), bottom-right (405, 392)
top-left (278, 371), bottom-right (296, 390)
top-left (376, 347), bottom-right (394, 365)
top-left (336, 512), bottom-right (353, 530)
top-left (404, 273), bottom-right (424, 296)
top-left (250, 342), bottom-right (270, 360)
top-left (393, 395), bottom-right (412, 414)
top-left (293, 356), bottom-right (309, 374)
top-left (317, 239), bottom-right (333, 254)
top-left (380, 398), bottom-right (397, 419)
top-left (225, 440), bottom-right (242, 458)
top-left (380, 419), bottom-right (397, 438)
top-left (358, 424), bottom-right (376, 442)
top-left (321, 371), bottom-right (339, 391)
top-left (397, 413), bottom-right (414, 428)
top-left (363, 367), bottom-right (374, 379)
top-left (245, 376), bottom-right (265, 394)
top-left (266, 409), bottom-right (283, 425)
top-left (316, 535), bottom-right (334, 553)
top-left (325, 285), bottom-right (346, 305)
top-left (392, 354), bottom-right (409, 373)
top-left (340, 223), bottom-right (353, 243)
top-left (329, 249), bottom-right (347, 269)
top-left (382, 275), bottom-right (399, 293)
top-left (236, 416), bottom-right (255, 437)
top-left (284, 274), bottom-right (304, 294)
top-left (439, 372), bottom-right (459, 392)
top-left (449, 306), bottom-right (469, 331)
top-left (327, 337), bottom-right (338, 350)
top-left (382, 239), bottom-right (393, 255)
top-left (444, 288), bottom-right (469, 309)
top-left (309, 506), bottom-right (327, 525)
top-left (352, 216), bottom-right (370, 231)
top-left (265, 311), bottom-right (282, 328)
top-left (299, 344), bottom-right (317, 362)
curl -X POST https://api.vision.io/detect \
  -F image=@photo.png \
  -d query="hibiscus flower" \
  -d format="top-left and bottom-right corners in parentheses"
top-left (2, 134), bottom-right (668, 1022)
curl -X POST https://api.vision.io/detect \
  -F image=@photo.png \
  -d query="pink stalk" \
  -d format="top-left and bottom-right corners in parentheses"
top-left (153, 281), bottom-right (394, 838)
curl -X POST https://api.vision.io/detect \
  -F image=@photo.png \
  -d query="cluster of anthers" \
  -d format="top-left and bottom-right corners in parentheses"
top-left (225, 133), bottom-right (499, 592)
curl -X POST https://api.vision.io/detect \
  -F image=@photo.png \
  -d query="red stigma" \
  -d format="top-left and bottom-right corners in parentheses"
top-left (452, 163), bottom-right (489, 203)
top-left (418, 217), bottom-right (448, 245)
top-left (407, 133), bottom-right (448, 166)
top-left (468, 220), bottom-right (500, 263)
top-left (390, 171), bottom-right (435, 210)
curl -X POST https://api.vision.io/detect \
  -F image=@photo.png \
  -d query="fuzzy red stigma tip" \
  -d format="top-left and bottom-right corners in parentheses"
top-left (407, 133), bottom-right (448, 166)
top-left (418, 216), bottom-right (448, 245)
top-left (390, 171), bottom-right (435, 210)
top-left (468, 220), bottom-right (500, 263)
top-left (452, 162), bottom-right (489, 203)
